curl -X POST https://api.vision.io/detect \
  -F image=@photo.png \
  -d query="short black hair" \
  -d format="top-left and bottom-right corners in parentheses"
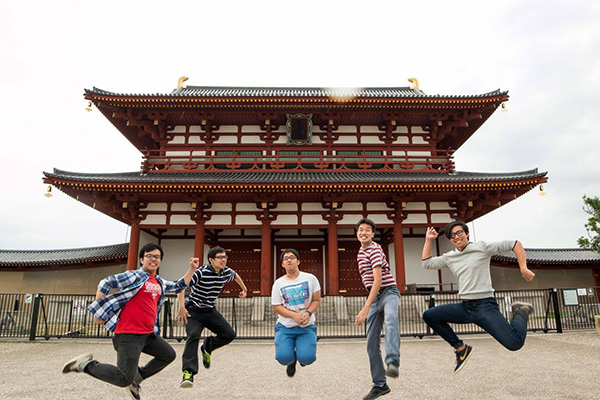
top-left (444, 221), bottom-right (469, 239)
top-left (356, 218), bottom-right (376, 231)
top-left (280, 248), bottom-right (300, 263)
top-left (138, 243), bottom-right (164, 266)
top-left (207, 246), bottom-right (227, 263)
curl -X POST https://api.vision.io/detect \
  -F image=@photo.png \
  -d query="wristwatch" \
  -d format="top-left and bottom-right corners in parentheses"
top-left (307, 310), bottom-right (313, 316)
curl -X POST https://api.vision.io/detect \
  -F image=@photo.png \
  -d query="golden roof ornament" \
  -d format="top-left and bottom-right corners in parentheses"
top-left (408, 77), bottom-right (419, 90)
top-left (177, 76), bottom-right (189, 89)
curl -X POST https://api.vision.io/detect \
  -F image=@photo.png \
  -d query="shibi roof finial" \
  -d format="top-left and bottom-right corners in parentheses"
top-left (177, 76), bottom-right (189, 89)
top-left (408, 77), bottom-right (419, 90)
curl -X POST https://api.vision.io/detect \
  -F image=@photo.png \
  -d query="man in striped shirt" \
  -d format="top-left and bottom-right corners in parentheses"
top-left (177, 246), bottom-right (248, 388)
top-left (355, 218), bottom-right (400, 400)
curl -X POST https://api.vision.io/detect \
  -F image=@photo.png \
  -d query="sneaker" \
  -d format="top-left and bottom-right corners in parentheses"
top-left (127, 382), bottom-right (141, 400)
top-left (286, 359), bottom-right (297, 377)
top-left (511, 302), bottom-right (534, 319)
top-left (62, 353), bottom-right (93, 373)
top-left (362, 384), bottom-right (391, 400)
top-left (201, 343), bottom-right (211, 369)
top-left (180, 370), bottom-right (194, 388)
top-left (385, 363), bottom-right (399, 378)
top-left (454, 344), bottom-right (473, 373)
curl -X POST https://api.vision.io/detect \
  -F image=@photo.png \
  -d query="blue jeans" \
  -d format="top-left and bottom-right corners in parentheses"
top-left (85, 333), bottom-right (176, 387)
top-left (422, 297), bottom-right (529, 351)
top-left (366, 286), bottom-right (401, 387)
top-left (274, 323), bottom-right (317, 366)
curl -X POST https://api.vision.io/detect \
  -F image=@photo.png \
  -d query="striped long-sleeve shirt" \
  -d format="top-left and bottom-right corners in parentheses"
top-left (88, 269), bottom-right (188, 335)
top-left (357, 241), bottom-right (397, 290)
top-left (186, 264), bottom-right (237, 309)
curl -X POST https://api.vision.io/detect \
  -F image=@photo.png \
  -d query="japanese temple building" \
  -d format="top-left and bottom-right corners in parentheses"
top-left (40, 78), bottom-right (551, 296)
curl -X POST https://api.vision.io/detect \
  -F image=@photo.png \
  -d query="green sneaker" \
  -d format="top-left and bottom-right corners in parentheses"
top-left (180, 370), bottom-right (193, 388)
top-left (201, 343), bottom-right (211, 369)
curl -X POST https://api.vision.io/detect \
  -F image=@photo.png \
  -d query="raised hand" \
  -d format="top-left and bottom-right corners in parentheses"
top-left (426, 227), bottom-right (439, 240)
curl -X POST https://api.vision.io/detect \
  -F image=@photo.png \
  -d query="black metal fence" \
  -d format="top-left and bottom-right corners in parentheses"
top-left (1, 288), bottom-right (598, 341)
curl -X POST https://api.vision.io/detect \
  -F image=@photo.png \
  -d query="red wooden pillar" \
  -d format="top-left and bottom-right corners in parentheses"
top-left (326, 218), bottom-right (340, 295)
top-left (260, 218), bottom-right (273, 295)
top-left (126, 220), bottom-right (140, 271)
top-left (392, 220), bottom-right (406, 293)
top-left (194, 219), bottom-right (205, 262)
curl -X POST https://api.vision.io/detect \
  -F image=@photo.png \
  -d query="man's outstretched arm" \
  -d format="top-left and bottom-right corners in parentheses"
top-left (513, 241), bottom-right (535, 282)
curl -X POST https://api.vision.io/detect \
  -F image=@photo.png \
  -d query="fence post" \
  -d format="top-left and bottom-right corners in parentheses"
top-left (29, 293), bottom-right (41, 341)
top-left (551, 288), bottom-right (563, 334)
top-left (162, 298), bottom-right (171, 338)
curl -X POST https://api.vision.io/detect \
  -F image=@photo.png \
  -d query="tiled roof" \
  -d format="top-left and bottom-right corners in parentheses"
top-left (85, 86), bottom-right (508, 100)
top-left (44, 169), bottom-right (546, 184)
top-left (0, 243), bottom-right (128, 268)
top-left (493, 248), bottom-right (600, 265)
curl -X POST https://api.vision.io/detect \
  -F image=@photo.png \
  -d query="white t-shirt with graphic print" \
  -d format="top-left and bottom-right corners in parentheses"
top-left (271, 271), bottom-right (321, 328)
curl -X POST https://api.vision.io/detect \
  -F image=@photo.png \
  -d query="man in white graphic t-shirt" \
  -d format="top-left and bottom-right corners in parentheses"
top-left (271, 248), bottom-right (321, 377)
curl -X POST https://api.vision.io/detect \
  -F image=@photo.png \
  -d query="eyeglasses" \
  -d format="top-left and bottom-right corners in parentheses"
top-left (282, 256), bottom-right (297, 261)
top-left (214, 255), bottom-right (228, 260)
top-left (450, 230), bottom-right (465, 239)
top-left (144, 254), bottom-right (162, 260)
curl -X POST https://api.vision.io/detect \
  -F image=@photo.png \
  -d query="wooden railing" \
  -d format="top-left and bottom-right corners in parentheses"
top-left (140, 149), bottom-right (455, 173)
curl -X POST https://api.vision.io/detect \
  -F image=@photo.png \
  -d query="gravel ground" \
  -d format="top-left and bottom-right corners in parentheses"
top-left (1, 331), bottom-right (599, 400)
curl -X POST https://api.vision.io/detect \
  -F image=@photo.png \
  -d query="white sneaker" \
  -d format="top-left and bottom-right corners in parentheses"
top-left (62, 353), bottom-right (93, 373)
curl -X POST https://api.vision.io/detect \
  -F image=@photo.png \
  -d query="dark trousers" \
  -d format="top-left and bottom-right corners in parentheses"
top-left (181, 306), bottom-right (236, 375)
top-left (422, 297), bottom-right (529, 351)
top-left (85, 333), bottom-right (176, 387)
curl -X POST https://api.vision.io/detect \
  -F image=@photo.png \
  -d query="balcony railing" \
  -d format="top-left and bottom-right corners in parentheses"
top-left (140, 148), bottom-right (455, 173)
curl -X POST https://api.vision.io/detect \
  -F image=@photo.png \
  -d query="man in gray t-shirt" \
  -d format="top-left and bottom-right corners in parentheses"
top-left (421, 221), bottom-right (536, 373)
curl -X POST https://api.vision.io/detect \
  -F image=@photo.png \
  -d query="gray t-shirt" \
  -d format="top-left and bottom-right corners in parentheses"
top-left (271, 272), bottom-right (321, 328)
top-left (422, 240), bottom-right (516, 299)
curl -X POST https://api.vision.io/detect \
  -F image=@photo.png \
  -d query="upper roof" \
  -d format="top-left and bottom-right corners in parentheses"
top-left (87, 86), bottom-right (508, 100)
top-left (84, 84), bottom-right (509, 152)
top-left (492, 248), bottom-right (600, 265)
top-left (0, 243), bottom-right (128, 268)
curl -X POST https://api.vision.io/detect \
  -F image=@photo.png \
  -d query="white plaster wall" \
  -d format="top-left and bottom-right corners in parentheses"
top-left (240, 125), bottom-right (260, 133)
top-left (272, 215), bottom-right (298, 225)
top-left (335, 136), bottom-right (358, 144)
top-left (431, 214), bottom-right (453, 224)
top-left (141, 215), bottom-right (167, 225)
top-left (171, 203), bottom-right (194, 212)
top-left (360, 137), bottom-right (383, 144)
top-left (169, 136), bottom-right (185, 144)
top-left (143, 203), bottom-right (168, 211)
top-left (205, 215), bottom-right (232, 225)
top-left (216, 125), bottom-right (239, 133)
top-left (340, 203), bottom-right (363, 211)
top-left (169, 215), bottom-right (193, 225)
top-left (213, 136), bottom-right (238, 143)
top-left (301, 215), bottom-right (326, 225)
top-left (159, 238), bottom-right (195, 281)
top-left (411, 127), bottom-right (426, 134)
top-left (404, 202), bottom-right (426, 211)
top-left (412, 136), bottom-right (428, 144)
top-left (237, 203), bottom-right (259, 212)
top-left (302, 203), bottom-right (324, 211)
top-left (235, 215), bottom-right (261, 225)
top-left (340, 214), bottom-right (366, 224)
top-left (273, 203), bottom-right (298, 211)
top-left (404, 237), bottom-right (439, 285)
top-left (209, 204), bottom-right (233, 212)
top-left (364, 214), bottom-right (388, 225)
top-left (404, 214), bottom-right (427, 224)
top-left (168, 126), bottom-right (186, 133)
top-left (240, 136), bottom-right (262, 144)
top-left (430, 202), bottom-right (450, 210)
top-left (366, 203), bottom-right (389, 211)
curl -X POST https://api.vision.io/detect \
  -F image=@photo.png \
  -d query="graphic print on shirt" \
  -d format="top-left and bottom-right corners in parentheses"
top-left (144, 280), bottom-right (162, 299)
top-left (280, 281), bottom-right (310, 312)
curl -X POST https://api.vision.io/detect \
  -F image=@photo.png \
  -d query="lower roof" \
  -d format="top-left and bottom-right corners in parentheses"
top-left (2, 243), bottom-right (597, 269)
top-left (44, 168), bottom-right (546, 184)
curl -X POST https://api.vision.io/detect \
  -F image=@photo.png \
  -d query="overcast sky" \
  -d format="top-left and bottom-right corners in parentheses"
top-left (1, 1), bottom-right (599, 250)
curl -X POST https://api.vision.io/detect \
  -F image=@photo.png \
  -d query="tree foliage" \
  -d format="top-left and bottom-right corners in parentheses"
top-left (577, 195), bottom-right (600, 252)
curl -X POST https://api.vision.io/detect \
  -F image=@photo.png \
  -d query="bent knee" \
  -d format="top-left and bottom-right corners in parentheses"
top-left (297, 355), bottom-right (316, 366)
top-left (275, 354), bottom-right (295, 366)
top-left (506, 342), bottom-right (524, 351)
